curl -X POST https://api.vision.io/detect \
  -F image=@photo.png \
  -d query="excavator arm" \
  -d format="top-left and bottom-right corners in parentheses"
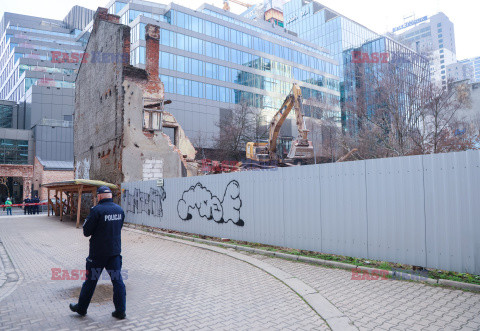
top-left (245, 83), bottom-right (314, 165)
top-left (268, 84), bottom-right (311, 160)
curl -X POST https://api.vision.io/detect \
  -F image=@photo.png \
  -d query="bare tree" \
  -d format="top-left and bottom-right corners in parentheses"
top-left (411, 81), bottom-right (477, 153)
top-left (214, 102), bottom-right (267, 161)
top-left (343, 57), bottom-right (478, 159)
top-left (342, 55), bottom-right (431, 159)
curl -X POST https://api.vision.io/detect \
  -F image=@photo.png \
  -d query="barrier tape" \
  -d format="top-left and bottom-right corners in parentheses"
top-left (0, 202), bottom-right (48, 208)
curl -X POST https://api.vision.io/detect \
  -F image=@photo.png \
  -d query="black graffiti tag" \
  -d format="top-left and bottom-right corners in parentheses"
top-left (123, 187), bottom-right (166, 217)
top-left (177, 180), bottom-right (244, 226)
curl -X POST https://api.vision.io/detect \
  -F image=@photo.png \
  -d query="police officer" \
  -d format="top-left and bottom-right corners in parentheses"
top-left (69, 186), bottom-right (126, 319)
top-left (33, 195), bottom-right (40, 214)
top-left (24, 196), bottom-right (30, 215)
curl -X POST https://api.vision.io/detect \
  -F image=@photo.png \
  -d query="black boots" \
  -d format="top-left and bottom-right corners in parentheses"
top-left (112, 310), bottom-right (126, 319)
top-left (69, 303), bottom-right (86, 316)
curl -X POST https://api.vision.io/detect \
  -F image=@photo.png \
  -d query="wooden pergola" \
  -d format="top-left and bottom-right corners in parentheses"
top-left (42, 179), bottom-right (118, 228)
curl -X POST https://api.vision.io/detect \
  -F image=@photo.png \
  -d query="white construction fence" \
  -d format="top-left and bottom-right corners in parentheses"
top-left (121, 150), bottom-right (480, 274)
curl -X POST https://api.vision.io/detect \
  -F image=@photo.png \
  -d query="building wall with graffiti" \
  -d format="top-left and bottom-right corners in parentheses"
top-left (121, 150), bottom-right (480, 275)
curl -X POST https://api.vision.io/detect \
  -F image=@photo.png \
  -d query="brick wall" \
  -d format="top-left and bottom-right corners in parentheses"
top-left (33, 158), bottom-right (74, 200)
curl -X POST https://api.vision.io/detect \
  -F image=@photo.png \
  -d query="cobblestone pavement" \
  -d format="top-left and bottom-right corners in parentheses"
top-left (0, 216), bottom-right (328, 330)
top-left (236, 252), bottom-right (480, 331)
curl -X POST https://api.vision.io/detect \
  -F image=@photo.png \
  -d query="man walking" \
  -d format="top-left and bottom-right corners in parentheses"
top-left (5, 198), bottom-right (12, 215)
top-left (69, 186), bottom-right (126, 319)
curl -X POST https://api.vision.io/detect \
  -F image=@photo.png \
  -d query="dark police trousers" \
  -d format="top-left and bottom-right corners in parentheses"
top-left (77, 255), bottom-right (126, 313)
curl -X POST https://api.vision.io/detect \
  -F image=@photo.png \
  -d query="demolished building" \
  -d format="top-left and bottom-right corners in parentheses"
top-left (74, 8), bottom-right (196, 187)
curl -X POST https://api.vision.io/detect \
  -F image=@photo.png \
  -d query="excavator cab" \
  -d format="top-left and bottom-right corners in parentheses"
top-left (276, 137), bottom-right (293, 161)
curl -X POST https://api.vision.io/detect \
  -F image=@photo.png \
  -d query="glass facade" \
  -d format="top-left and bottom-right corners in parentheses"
top-left (284, 0), bottom-right (429, 131)
top-left (0, 139), bottom-right (28, 164)
top-left (126, 2), bottom-right (340, 120)
top-left (284, 0), bottom-right (379, 78)
top-left (0, 16), bottom-right (81, 101)
top-left (0, 103), bottom-right (13, 128)
top-left (342, 37), bottom-right (430, 131)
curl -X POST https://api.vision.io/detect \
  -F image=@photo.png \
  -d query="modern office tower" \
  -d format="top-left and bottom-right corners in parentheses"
top-left (0, 7), bottom-right (93, 162)
top-left (283, 0), bottom-right (429, 131)
top-left (393, 12), bottom-right (456, 87)
top-left (283, 0), bottom-right (379, 78)
top-left (96, 0), bottom-right (341, 149)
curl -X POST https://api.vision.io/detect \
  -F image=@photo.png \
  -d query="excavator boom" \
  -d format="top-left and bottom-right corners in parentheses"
top-left (246, 83), bottom-right (314, 165)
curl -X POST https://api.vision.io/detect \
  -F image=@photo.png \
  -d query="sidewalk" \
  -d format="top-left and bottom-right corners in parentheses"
top-left (0, 216), bottom-right (328, 330)
top-left (1, 215), bottom-right (479, 330)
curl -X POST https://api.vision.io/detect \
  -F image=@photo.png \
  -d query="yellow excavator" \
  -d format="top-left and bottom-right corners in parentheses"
top-left (246, 84), bottom-right (314, 166)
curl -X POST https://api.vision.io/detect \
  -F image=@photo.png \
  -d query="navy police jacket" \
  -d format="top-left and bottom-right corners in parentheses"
top-left (83, 198), bottom-right (125, 258)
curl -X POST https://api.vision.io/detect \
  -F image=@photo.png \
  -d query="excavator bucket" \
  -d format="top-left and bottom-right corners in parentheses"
top-left (287, 139), bottom-right (314, 161)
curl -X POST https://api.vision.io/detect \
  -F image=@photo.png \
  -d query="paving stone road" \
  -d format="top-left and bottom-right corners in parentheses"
top-left (1, 216), bottom-right (480, 330)
top-left (0, 216), bottom-right (329, 330)
top-left (235, 252), bottom-right (480, 330)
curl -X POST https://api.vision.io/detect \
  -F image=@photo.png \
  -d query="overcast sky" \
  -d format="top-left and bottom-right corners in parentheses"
top-left (0, 0), bottom-right (478, 59)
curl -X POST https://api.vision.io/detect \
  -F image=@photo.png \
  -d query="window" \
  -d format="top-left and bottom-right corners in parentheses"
top-left (439, 39), bottom-right (443, 43)
top-left (143, 109), bottom-right (162, 131)
top-left (437, 23), bottom-right (441, 27)
top-left (438, 28), bottom-right (442, 33)
top-left (439, 44), bottom-right (443, 48)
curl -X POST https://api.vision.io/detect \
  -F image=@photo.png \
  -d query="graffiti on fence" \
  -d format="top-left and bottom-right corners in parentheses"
top-left (177, 180), bottom-right (244, 226)
top-left (123, 187), bottom-right (166, 217)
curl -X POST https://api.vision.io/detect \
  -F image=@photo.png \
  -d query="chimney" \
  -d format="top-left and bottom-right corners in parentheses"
top-left (92, 7), bottom-right (120, 33)
top-left (145, 24), bottom-right (160, 81)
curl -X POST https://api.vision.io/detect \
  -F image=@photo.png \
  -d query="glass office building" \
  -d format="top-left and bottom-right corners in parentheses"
top-left (0, 8), bottom-right (93, 162)
top-left (284, 0), bottom-right (379, 79)
top-left (343, 37), bottom-right (430, 130)
top-left (283, 0), bottom-right (429, 131)
top-left (102, 0), bottom-right (341, 146)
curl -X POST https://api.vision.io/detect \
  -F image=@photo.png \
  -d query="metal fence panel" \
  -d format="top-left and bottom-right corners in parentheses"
top-left (318, 160), bottom-right (368, 258)
top-left (366, 155), bottom-right (426, 266)
top-left (121, 150), bottom-right (480, 275)
top-left (424, 150), bottom-right (480, 274)
top-left (282, 164), bottom-right (322, 251)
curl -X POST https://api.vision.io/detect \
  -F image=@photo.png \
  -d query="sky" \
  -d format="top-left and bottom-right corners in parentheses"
top-left (0, 0), bottom-right (478, 59)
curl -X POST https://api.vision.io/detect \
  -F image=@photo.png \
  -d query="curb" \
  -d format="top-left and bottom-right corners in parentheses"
top-left (0, 240), bottom-right (22, 303)
top-left (124, 223), bottom-right (480, 293)
top-left (124, 225), bottom-right (358, 331)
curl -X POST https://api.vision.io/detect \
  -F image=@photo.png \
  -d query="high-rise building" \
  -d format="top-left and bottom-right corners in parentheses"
top-left (283, 0), bottom-right (429, 131)
top-left (0, 7), bottom-right (92, 200)
top-left (0, 7), bottom-right (94, 162)
top-left (98, 0), bottom-right (341, 148)
top-left (393, 12), bottom-right (456, 87)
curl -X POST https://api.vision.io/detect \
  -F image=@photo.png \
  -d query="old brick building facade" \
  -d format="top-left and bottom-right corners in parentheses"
top-left (74, 8), bottom-right (196, 188)
top-left (33, 158), bottom-right (74, 200)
